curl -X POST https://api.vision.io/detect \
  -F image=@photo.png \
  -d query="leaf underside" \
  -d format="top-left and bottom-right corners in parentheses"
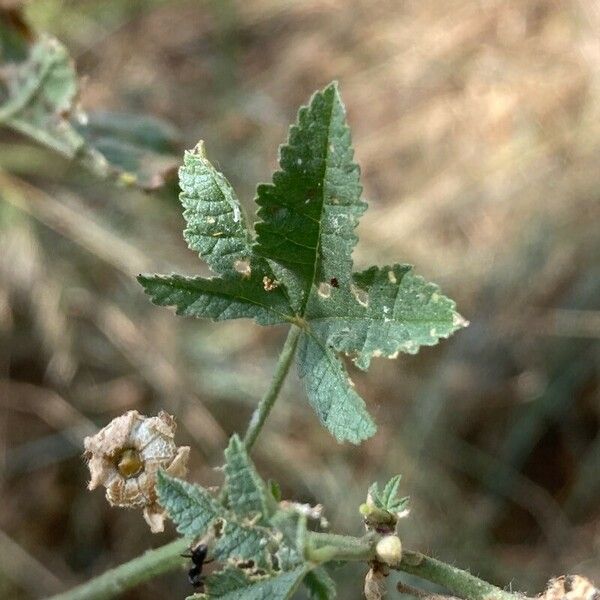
top-left (140, 82), bottom-right (467, 444)
top-left (194, 566), bottom-right (307, 600)
top-left (0, 35), bottom-right (178, 189)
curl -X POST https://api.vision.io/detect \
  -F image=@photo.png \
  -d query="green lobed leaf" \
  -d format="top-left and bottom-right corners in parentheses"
top-left (137, 273), bottom-right (291, 326)
top-left (213, 520), bottom-right (275, 567)
top-left (303, 568), bottom-right (337, 600)
top-left (380, 475), bottom-right (402, 509)
top-left (368, 475), bottom-right (409, 513)
top-left (224, 434), bottom-right (274, 521)
top-left (254, 81), bottom-right (364, 312)
top-left (156, 471), bottom-right (220, 537)
top-left (199, 566), bottom-right (309, 600)
top-left (138, 82), bottom-right (467, 445)
top-left (306, 264), bottom-right (467, 370)
top-left (297, 332), bottom-right (375, 443)
top-left (367, 482), bottom-right (381, 507)
top-left (179, 143), bottom-right (254, 276)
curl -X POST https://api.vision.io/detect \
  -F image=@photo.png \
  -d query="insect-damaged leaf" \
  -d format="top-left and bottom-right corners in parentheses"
top-left (306, 264), bottom-right (467, 371)
top-left (137, 273), bottom-right (290, 326)
top-left (254, 83), bottom-right (364, 312)
top-left (179, 143), bottom-right (253, 276)
top-left (213, 520), bottom-right (274, 567)
top-left (139, 82), bottom-right (467, 445)
top-left (194, 566), bottom-right (308, 600)
top-left (156, 471), bottom-right (220, 538)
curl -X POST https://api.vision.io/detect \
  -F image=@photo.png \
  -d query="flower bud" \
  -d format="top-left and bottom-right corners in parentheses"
top-left (376, 535), bottom-right (402, 567)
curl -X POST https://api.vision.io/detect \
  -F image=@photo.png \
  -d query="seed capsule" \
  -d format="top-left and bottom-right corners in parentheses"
top-left (116, 448), bottom-right (143, 478)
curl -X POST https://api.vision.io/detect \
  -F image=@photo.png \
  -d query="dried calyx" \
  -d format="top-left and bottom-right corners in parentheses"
top-left (84, 410), bottom-right (190, 532)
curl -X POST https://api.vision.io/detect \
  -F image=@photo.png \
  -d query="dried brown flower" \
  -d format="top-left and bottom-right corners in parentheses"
top-left (540, 576), bottom-right (599, 600)
top-left (364, 564), bottom-right (388, 600)
top-left (84, 410), bottom-right (190, 533)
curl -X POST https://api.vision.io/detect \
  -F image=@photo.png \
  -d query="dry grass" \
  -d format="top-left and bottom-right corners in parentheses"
top-left (0, 1), bottom-right (598, 598)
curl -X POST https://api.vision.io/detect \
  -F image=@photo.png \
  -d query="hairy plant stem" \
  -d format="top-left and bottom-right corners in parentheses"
top-left (243, 324), bottom-right (301, 451)
top-left (306, 536), bottom-right (519, 600)
top-left (47, 538), bottom-right (189, 600)
top-left (48, 534), bottom-right (523, 600)
top-left (397, 551), bottom-right (520, 600)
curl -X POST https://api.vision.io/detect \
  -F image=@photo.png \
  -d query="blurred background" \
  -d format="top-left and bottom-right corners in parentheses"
top-left (0, 1), bottom-right (599, 598)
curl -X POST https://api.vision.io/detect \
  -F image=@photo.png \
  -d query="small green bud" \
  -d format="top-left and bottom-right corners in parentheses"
top-left (360, 503), bottom-right (398, 534)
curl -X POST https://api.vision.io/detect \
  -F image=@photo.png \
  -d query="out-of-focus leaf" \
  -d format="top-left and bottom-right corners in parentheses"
top-left (0, 35), bottom-right (94, 157)
top-left (77, 110), bottom-right (180, 189)
top-left (304, 567), bottom-right (337, 600)
top-left (0, 33), bottom-right (179, 188)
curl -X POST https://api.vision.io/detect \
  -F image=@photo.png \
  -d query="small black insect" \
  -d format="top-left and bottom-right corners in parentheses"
top-left (181, 543), bottom-right (213, 590)
top-left (330, 277), bottom-right (339, 288)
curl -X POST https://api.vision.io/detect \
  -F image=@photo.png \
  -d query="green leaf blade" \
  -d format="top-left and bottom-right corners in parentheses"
top-left (180, 144), bottom-right (254, 276)
top-left (155, 471), bottom-right (220, 538)
top-left (254, 82), bottom-right (364, 311)
top-left (304, 568), bottom-right (337, 600)
top-left (307, 264), bottom-right (468, 370)
top-left (213, 521), bottom-right (274, 566)
top-left (297, 332), bottom-right (376, 444)
top-left (201, 566), bottom-right (308, 600)
top-left (381, 475), bottom-right (402, 509)
top-left (224, 434), bottom-right (274, 521)
top-left (137, 273), bottom-right (291, 326)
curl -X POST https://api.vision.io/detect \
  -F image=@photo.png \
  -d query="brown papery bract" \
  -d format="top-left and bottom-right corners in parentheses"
top-left (84, 410), bottom-right (190, 533)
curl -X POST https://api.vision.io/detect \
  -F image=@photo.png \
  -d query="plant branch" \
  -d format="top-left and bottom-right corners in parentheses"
top-left (397, 551), bottom-right (521, 600)
top-left (242, 324), bottom-right (301, 451)
top-left (47, 532), bottom-right (524, 600)
top-left (307, 532), bottom-right (377, 563)
top-left (46, 538), bottom-right (189, 600)
top-left (307, 535), bottom-right (520, 600)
